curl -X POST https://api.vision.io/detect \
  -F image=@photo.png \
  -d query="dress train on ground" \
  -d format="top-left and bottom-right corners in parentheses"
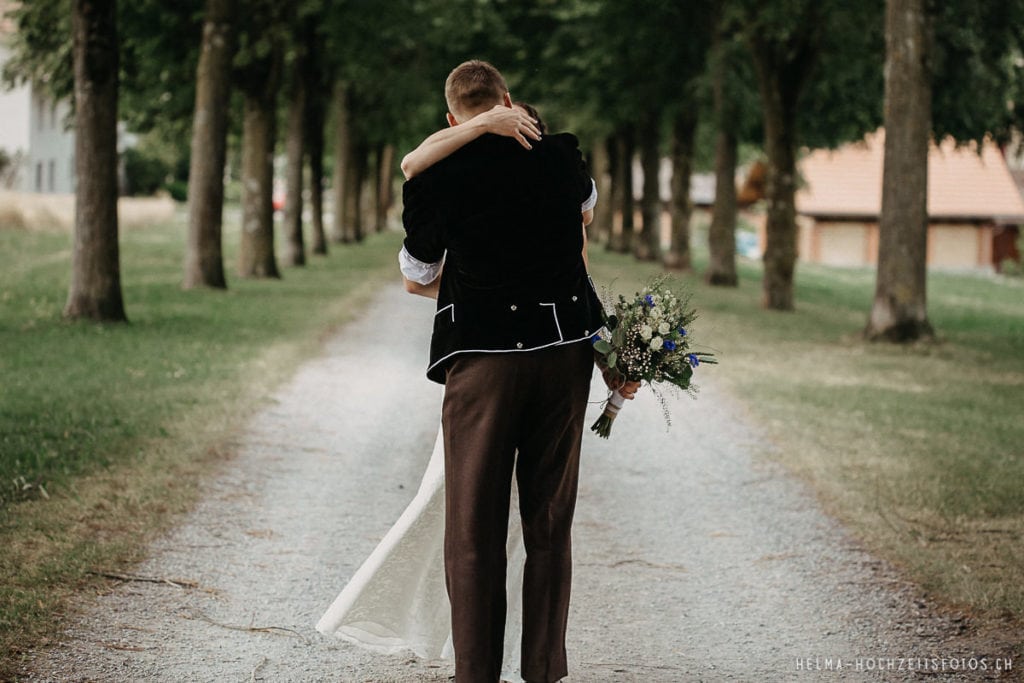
top-left (316, 428), bottom-right (526, 682)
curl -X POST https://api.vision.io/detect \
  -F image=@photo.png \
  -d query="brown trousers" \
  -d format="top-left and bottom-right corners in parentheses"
top-left (441, 341), bottom-right (594, 683)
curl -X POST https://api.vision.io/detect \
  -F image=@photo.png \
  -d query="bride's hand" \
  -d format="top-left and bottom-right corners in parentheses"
top-left (479, 105), bottom-right (542, 150)
top-left (601, 367), bottom-right (640, 400)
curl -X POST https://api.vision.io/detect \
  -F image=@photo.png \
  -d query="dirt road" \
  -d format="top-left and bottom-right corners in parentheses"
top-left (23, 284), bottom-right (994, 682)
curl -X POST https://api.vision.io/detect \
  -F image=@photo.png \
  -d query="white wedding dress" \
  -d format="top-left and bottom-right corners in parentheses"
top-left (316, 427), bottom-right (528, 683)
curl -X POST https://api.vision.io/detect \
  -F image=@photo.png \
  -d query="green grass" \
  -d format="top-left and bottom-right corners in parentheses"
top-left (0, 212), bottom-right (402, 675)
top-left (589, 241), bottom-right (1024, 620)
top-left (1, 217), bottom-right (401, 504)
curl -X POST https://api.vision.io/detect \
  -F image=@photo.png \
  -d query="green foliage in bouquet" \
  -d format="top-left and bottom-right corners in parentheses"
top-left (591, 275), bottom-right (717, 437)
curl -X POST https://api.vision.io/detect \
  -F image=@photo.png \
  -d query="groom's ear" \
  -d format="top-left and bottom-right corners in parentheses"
top-left (503, 92), bottom-right (513, 108)
top-left (446, 112), bottom-right (458, 127)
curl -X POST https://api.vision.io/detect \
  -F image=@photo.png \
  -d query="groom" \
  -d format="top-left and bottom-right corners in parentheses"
top-left (400, 60), bottom-right (628, 682)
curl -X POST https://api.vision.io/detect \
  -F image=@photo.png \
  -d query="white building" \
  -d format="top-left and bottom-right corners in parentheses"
top-left (0, 2), bottom-right (76, 194)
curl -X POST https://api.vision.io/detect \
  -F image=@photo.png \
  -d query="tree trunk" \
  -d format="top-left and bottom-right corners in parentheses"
top-left (610, 127), bottom-right (634, 254)
top-left (183, 0), bottom-right (234, 290)
top-left (238, 61), bottom-right (282, 278)
top-left (375, 143), bottom-right (394, 232)
top-left (305, 52), bottom-right (327, 255)
top-left (706, 26), bottom-right (739, 286)
top-left (751, 48), bottom-right (801, 310)
top-left (748, 11), bottom-right (820, 310)
top-left (283, 55), bottom-right (307, 267)
top-left (591, 136), bottom-right (613, 246)
top-left (865, 0), bottom-right (934, 341)
top-left (759, 97), bottom-right (798, 310)
top-left (330, 82), bottom-right (351, 243)
top-left (635, 110), bottom-right (661, 262)
top-left (64, 0), bottom-right (125, 322)
top-left (343, 139), bottom-right (368, 242)
top-left (665, 108), bottom-right (697, 270)
top-left (706, 126), bottom-right (739, 286)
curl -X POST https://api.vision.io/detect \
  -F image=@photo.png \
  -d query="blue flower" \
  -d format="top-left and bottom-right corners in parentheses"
top-left (663, 340), bottom-right (676, 351)
top-left (644, 294), bottom-right (655, 307)
top-left (590, 333), bottom-right (601, 344)
top-left (687, 353), bottom-right (699, 367)
top-left (678, 327), bottom-right (687, 336)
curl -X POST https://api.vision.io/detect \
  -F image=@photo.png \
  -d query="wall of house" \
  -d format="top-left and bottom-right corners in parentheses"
top-left (1, 28), bottom-right (77, 194)
top-left (927, 223), bottom-right (988, 269)
top-left (808, 220), bottom-right (873, 267)
top-left (0, 41), bottom-right (32, 189)
top-left (26, 90), bottom-right (75, 194)
top-left (795, 219), bottom-right (992, 270)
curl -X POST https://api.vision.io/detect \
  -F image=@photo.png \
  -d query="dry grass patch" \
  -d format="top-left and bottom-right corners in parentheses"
top-left (0, 190), bottom-right (175, 232)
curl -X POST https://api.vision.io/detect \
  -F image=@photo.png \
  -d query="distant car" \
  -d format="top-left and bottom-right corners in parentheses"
top-left (736, 231), bottom-right (761, 260)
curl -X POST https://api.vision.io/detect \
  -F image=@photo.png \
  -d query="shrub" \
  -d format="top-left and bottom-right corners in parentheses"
top-left (123, 147), bottom-right (171, 197)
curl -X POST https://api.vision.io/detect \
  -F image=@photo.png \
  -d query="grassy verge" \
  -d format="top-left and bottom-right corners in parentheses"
top-left (0, 211), bottom-right (403, 676)
top-left (588, 242), bottom-right (1024, 622)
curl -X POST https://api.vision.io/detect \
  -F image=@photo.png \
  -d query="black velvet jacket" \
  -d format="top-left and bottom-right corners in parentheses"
top-left (402, 132), bottom-right (605, 384)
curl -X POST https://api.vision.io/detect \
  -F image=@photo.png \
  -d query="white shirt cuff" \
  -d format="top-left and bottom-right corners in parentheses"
top-left (581, 179), bottom-right (598, 212)
top-left (399, 246), bottom-right (444, 285)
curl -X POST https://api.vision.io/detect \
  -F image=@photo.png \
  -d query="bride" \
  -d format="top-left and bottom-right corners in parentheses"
top-left (316, 103), bottom-right (628, 682)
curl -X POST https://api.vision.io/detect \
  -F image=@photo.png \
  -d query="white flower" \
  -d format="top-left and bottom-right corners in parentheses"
top-left (650, 335), bottom-right (663, 351)
top-left (649, 307), bottom-right (662, 319)
top-left (639, 324), bottom-right (653, 341)
top-left (658, 321), bottom-right (670, 335)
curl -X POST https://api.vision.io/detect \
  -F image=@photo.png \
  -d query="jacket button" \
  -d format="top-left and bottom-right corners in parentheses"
top-left (516, 342), bottom-right (523, 349)
top-left (510, 304), bottom-right (517, 311)
top-left (571, 295), bottom-right (578, 302)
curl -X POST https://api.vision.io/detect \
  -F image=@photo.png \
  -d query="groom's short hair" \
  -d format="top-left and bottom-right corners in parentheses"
top-left (445, 60), bottom-right (508, 117)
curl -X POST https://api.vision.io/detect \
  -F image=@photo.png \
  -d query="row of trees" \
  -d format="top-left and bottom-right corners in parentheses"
top-left (5, 0), bottom-right (1023, 341)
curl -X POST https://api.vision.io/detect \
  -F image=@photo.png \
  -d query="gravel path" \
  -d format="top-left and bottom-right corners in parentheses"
top-left (23, 283), bottom-right (996, 682)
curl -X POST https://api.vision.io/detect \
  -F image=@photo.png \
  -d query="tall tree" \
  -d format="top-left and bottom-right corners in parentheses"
top-left (705, 18), bottom-right (744, 287)
top-left (183, 0), bottom-right (235, 289)
top-left (746, 5), bottom-right (820, 310)
top-left (665, 108), bottom-right (698, 270)
top-left (64, 0), bottom-right (126, 322)
top-left (304, 20), bottom-right (329, 256)
top-left (865, 0), bottom-right (1024, 339)
top-left (306, 74), bottom-right (328, 255)
top-left (590, 136), bottom-right (614, 246)
top-left (609, 127), bottom-right (635, 254)
top-left (635, 109), bottom-right (662, 262)
top-left (374, 143), bottom-right (395, 233)
top-left (330, 82), bottom-right (351, 243)
top-left (865, 0), bottom-right (933, 341)
top-left (235, 4), bottom-right (284, 278)
top-left (736, 0), bottom-right (885, 309)
top-left (282, 16), bottom-right (311, 267)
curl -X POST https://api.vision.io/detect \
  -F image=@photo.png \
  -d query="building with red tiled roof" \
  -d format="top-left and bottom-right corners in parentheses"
top-left (773, 129), bottom-right (1024, 271)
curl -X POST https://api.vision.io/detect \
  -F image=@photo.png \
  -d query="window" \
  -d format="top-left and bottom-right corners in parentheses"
top-left (36, 97), bottom-right (45, 130)
top-left (48, 160), bottom-right (55, 192)
top-left (35, 162), bottom-right (43, 192)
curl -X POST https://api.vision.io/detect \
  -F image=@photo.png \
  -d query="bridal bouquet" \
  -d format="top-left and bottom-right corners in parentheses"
top-left (590, 276), bottom-right (716, 438)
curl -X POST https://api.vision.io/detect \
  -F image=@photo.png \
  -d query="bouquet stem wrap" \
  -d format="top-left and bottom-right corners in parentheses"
top-left (591, 390), bottom-right (626, 438)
